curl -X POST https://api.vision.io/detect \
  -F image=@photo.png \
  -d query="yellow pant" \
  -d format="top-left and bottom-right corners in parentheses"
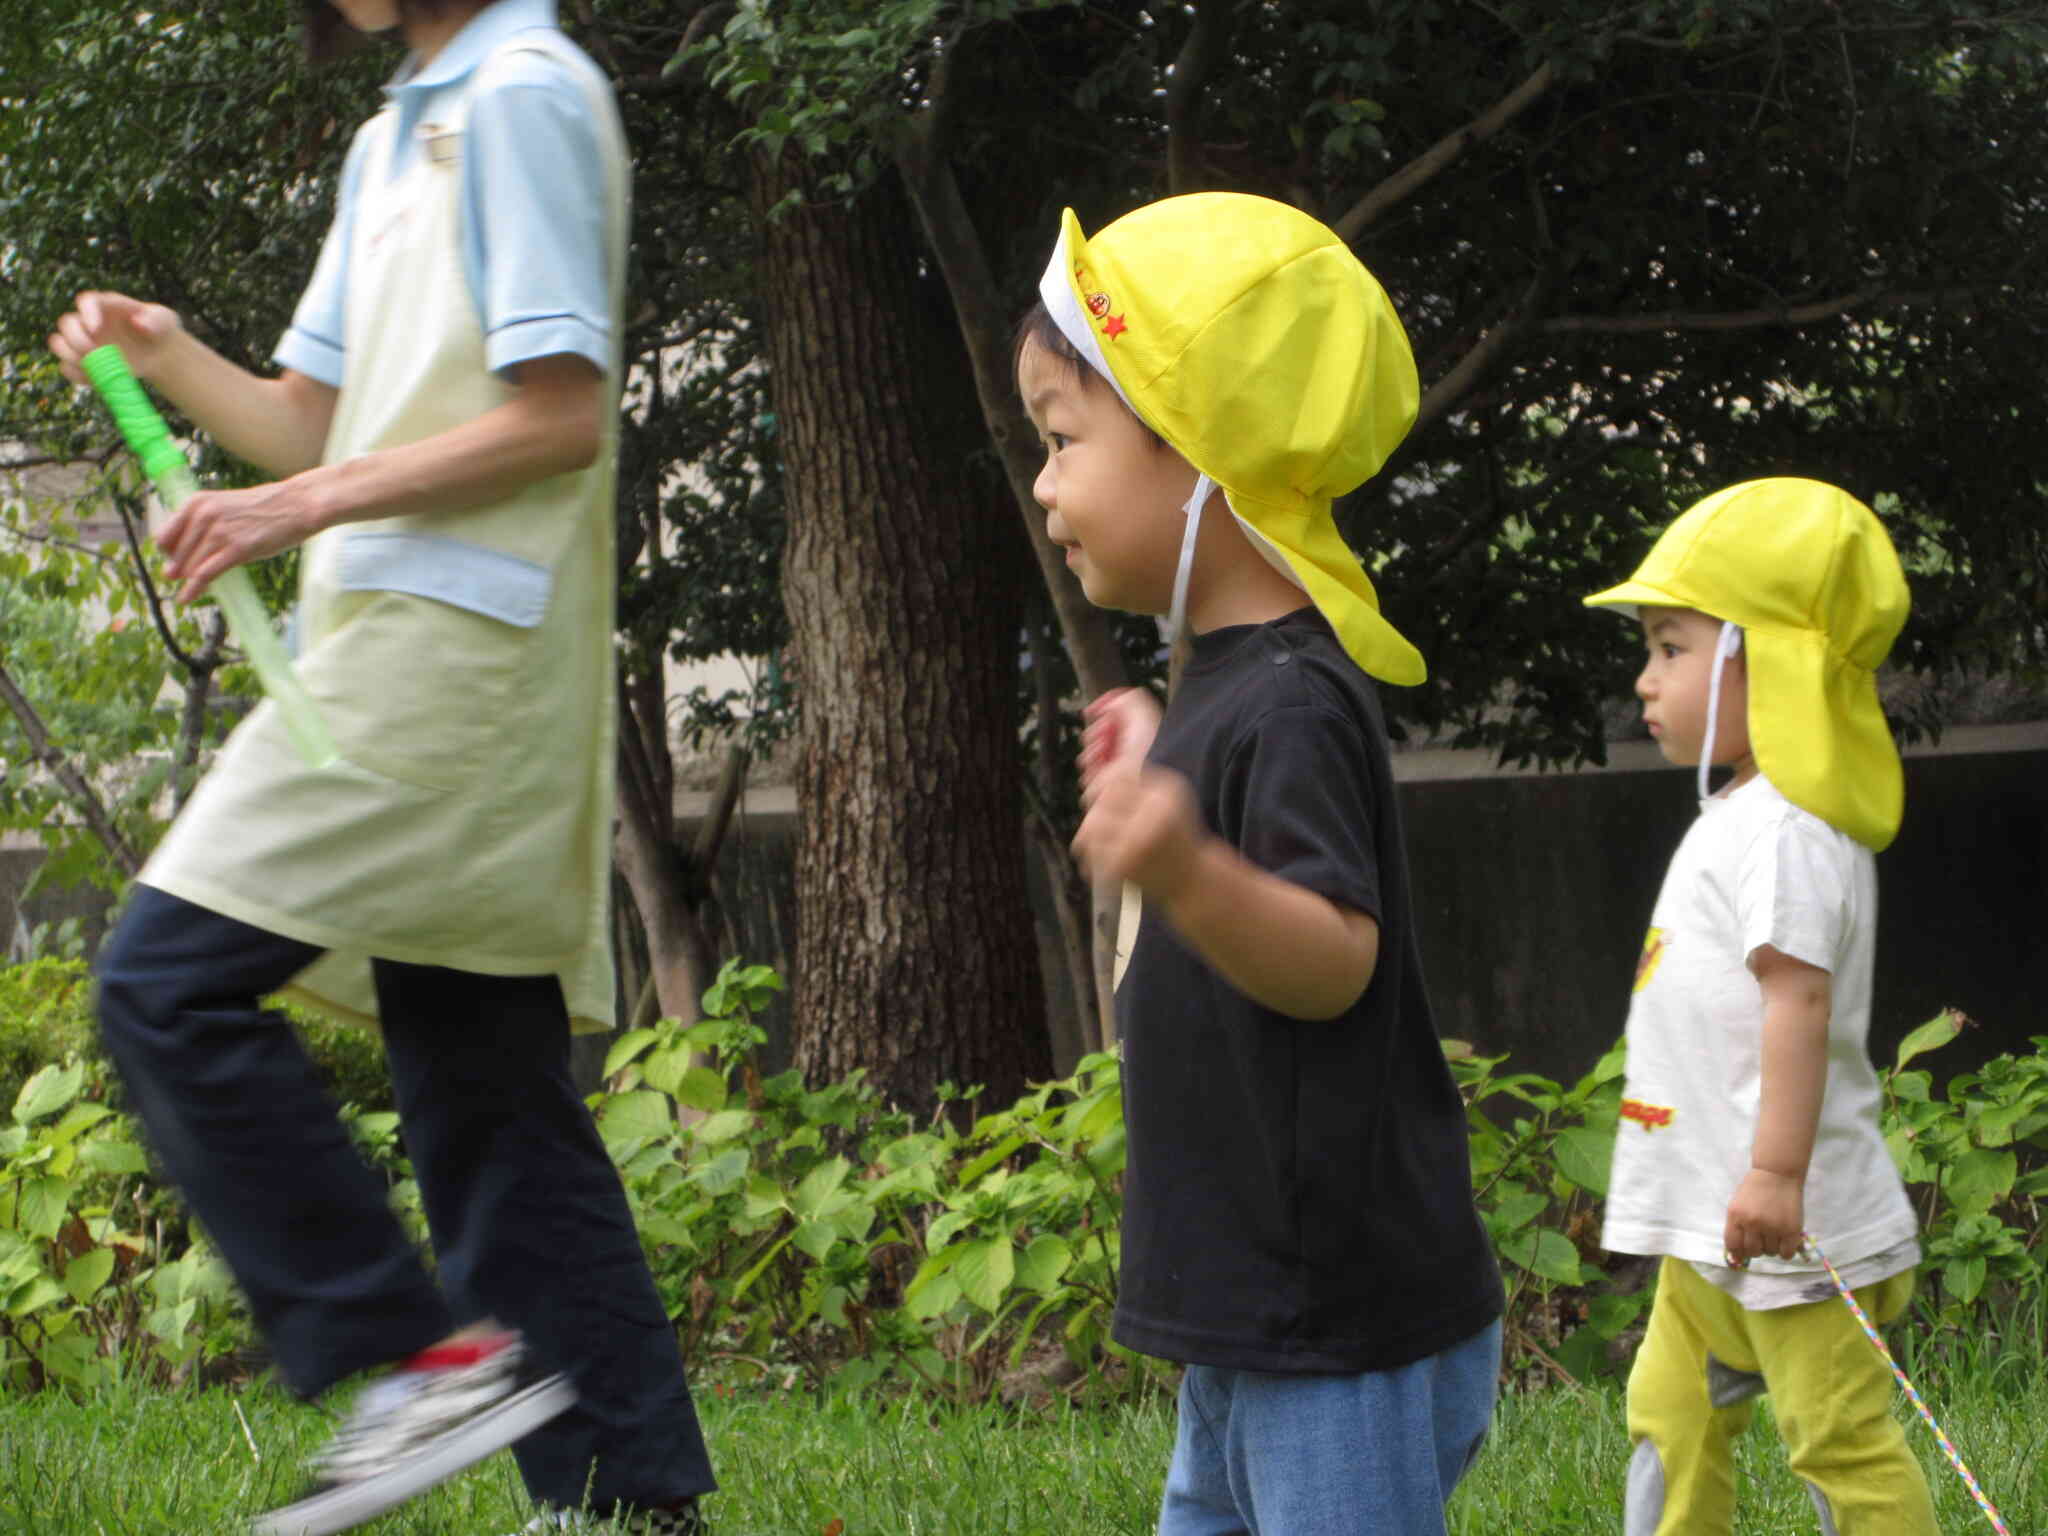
top-left (1624, 1257), bottom-right (1936, 1535)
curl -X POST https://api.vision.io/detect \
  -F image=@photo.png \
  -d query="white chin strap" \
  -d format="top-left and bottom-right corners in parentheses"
top-left (1699, 620), bottom-right (1744, 801)
top-left (1166, 474), bottom-right (1213, 645)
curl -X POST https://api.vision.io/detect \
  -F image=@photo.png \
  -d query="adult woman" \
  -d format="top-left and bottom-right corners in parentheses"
top-left (50, 3), bottom-right (713, 1531)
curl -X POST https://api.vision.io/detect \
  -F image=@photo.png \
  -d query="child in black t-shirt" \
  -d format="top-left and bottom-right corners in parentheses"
top-left (1016, 193), bottom-right (1503, 1535)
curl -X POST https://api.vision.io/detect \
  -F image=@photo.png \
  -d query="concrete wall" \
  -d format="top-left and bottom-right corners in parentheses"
top-left (681, 726), bottom-right (2047, 1088)
top-left (7, 726), bottom-right (2039, 1091)
top-left (1403, 728), bottom-right (2047, 1086)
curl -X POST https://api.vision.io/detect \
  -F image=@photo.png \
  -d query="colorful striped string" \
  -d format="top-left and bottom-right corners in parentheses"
top-left (1802, 1231), bottom-right (2010, 1535)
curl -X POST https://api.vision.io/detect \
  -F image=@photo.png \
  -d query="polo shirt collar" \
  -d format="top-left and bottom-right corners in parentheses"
top-left (384, 0), bottom-right (558, 97)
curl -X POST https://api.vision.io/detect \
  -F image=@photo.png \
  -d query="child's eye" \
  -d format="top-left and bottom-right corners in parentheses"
top-left (1046, 431), bottom-right (1069, 453)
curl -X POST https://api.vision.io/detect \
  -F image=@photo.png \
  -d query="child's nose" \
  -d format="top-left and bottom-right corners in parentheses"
top-left (1635, 663), bottom-right (1656, 700)
top-left (1031, 457), bottom-right (1056, 512)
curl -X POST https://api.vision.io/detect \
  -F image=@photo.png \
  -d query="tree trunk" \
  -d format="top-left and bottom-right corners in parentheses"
top-left (753, 156), bottom-right (1050, 1115)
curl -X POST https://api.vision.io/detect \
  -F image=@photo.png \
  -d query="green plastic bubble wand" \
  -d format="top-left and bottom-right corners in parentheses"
top-left (80, 345), bottom-right (339, 768)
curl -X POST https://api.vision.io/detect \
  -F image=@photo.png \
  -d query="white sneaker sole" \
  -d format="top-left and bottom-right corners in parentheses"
top-left (252, 1373), bottom-right (577, 1536)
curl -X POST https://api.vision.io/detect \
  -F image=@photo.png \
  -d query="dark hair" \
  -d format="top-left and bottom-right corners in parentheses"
top-left (1012, 298), bottom-right (1166, 448)
top-left (300, 0), bottom-right (469, 66)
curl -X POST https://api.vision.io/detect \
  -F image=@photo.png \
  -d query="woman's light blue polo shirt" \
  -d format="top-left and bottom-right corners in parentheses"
top-left (275, 0), bottom-right (611, 386)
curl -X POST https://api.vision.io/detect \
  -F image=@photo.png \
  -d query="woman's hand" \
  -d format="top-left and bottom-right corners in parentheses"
top-left (48, 292), bottom-right (183, 385)
top-left (157, 478), bottom-right (326, 602)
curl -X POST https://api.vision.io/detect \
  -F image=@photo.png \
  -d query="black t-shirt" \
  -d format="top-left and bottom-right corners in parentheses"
top-left (1111, 608), bottom-right (1503, 1374)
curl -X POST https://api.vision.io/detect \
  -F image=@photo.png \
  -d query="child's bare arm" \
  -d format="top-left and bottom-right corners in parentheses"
top-left (1071, 762), bottom-right (1378, 1020)
top-left (1724, 944), bottom-right (1831, 1264)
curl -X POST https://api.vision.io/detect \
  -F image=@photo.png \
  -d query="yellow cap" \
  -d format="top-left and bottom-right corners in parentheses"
top-left (1584, 478), bottom-right (1910, 851)
top-left (1041, 195), bottom-right (1425, 684)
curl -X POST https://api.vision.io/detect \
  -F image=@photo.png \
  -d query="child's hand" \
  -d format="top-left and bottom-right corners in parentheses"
top-left (1723, 1169), bottom-right (1806, 1267)
top-left (48, 292), bottom-right (183, 386)
top-left (1072, 761), bottom-right (1207, 899)
top-left (1080, 687), bottom-right (1163, 801)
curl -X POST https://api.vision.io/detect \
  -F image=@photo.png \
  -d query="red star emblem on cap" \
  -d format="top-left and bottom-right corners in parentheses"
top-left (1102, 313), bottom-right (1128, 339)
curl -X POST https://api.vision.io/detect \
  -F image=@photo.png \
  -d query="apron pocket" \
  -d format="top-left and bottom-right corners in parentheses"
top-left (299, 587), bottom-right (538, 794)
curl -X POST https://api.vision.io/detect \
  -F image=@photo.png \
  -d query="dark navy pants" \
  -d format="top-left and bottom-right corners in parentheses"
top-left (96, 883), bottom-right (716, 1512)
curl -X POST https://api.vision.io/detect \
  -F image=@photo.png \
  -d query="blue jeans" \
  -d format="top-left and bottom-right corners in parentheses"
top-left (95, 884), bottom-right (715, 1513)
top-left (1158, 1319), bottom-right (1501, 1536)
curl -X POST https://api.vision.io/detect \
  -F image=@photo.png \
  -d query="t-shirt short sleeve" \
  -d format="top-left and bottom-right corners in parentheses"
top-left (1216, 704), bottom-right (1381, 923)
top-left (274, 130), bottom-right (372, 387)
top-left (1734, 806), bottom-right (1854, 974)
top-left (462, 50), bottom-right (613, 378)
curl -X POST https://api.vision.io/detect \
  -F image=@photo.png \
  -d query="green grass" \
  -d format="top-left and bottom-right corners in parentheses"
top-left (1, 1374), bottom-right (2043, 1534)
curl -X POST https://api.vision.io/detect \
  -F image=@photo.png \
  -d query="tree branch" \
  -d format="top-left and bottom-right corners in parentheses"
top-left (689, 743), bottom-right (750, 872)
top-left (1538, 284), bottom-right (1976, 336)
top-left (1165, 0), bottom-right (1231, 194)
top-left (1417, 271), bottom-right (1552, 430)
top-left (110, 486), bottom-right (201, 675)
top-left (0, 660), bottom-right (141, 876)
top-left (890, 132), bottom-right (1126, 701)
top-left (171, 609), bottom-right (228, 814)
top-left (1333, 58), bottom-right (1556, 243)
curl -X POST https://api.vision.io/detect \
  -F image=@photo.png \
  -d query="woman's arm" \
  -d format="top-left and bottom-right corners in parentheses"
top-left (153, 353), bottom-right (604, 601)
top-left (50, 293), bottom-right (339, 480)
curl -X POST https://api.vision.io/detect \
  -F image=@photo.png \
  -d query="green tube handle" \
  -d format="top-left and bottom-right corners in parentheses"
top-left (80, 345), bottom-right (339, 769)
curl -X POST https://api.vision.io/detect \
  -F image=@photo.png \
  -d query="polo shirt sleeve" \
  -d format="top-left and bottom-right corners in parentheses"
top-left (273, 127), bottom-right (373, 386)
top-left (462, 51), bottom-right (613, 378)
top-left (1216, 704), bottom-right (1383, 924)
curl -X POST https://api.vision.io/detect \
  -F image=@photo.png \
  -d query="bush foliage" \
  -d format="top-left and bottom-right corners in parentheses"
top-left (0, 959), bottom-right (2040, 1402)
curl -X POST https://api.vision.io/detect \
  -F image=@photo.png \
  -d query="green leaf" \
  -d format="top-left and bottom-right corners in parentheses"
top-left (640, 1045), bottom-right (694, 1097)
top-left (1501, 1227), bottom-right (1582, 1286)
top-left (1485, 1186), bottom-right (1547, 1237)
top-left (687, 1146), bottom-right (751, 1196)
top-left (903, 1266), bottom-right (960, 1322)
top-left (1943, 1254), bottom-right (1986, 1305)
top-left (18, 1175), bottom-right (71, 1240)
top-left (954, 1237), bottom-right (1015, 1313)
top-left (45, 1102), bottom-right (111, 1147)
top-left (77, 1138), bottom-right (148, 1176)
top-left (1586, 1290), bottom-right (1647, 1338)
top-left (7, 1273), bottom-right (68, 1318)
top-left (1893, 1011), bottom-right (1962, 1072)
top-left (690, 1109), bottom-right (755, 1146)
top-left (1552, 1126), bottom-right (1614, 1197)
top-left (597, 1089), bottom-right (672, 1148)
top-left (792, 1219), bottom-right (838, 1261)
top-left (62, 1247), bottom-right (113, 1305)
top-left (674, 1067), bottom-right (729, 1113)
top-left (602, 1027), bottom-right (662, 1078)
top-left (792, 1156), bottom-right (850, 1219)
top-left (12, 1061), bottom-right (84, 1125)
top-left (1014, 1234), bottom-right (1071, 1294)
top-left (1943, 1147), bottom-right (2017, 1214)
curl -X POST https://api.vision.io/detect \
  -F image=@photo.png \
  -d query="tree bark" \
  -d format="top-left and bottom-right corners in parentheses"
top-left (752, 155), bottom-right (1050, 1114)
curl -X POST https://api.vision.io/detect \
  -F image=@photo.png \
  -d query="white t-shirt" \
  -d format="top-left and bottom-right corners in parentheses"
top-left (1602, 775), bottom-right (1919, 1309)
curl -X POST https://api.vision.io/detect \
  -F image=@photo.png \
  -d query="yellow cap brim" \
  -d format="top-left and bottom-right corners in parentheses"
top-left (1582, 578), bottom-right (1706, 618)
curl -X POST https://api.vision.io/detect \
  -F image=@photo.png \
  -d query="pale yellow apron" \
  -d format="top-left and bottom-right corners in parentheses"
top-left (143, 33), bottom-right (629, 1033)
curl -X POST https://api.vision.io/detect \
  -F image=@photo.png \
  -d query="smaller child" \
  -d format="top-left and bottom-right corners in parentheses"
top-left (1585, 478), bottom-right (1935, 1534)
top-left (1017, 192), bottom-right (1503, 1536)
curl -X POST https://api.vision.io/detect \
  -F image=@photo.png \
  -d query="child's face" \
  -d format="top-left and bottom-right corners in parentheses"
top-left (1635, 606), bottom-right (1754, 775)
top-left (1017, 338), bottom-right (1197, 617)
